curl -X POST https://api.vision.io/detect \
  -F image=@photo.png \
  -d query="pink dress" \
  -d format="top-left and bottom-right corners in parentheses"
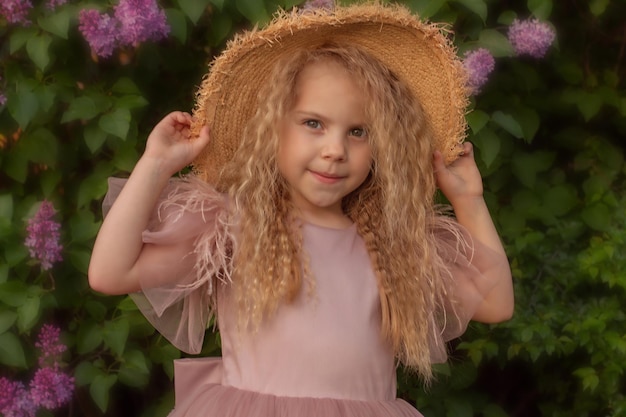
top-left (104, 178), bottom-right (504, 417)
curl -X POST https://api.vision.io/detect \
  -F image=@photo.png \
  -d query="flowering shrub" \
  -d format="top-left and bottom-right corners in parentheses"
top-left (508, 18), bottom-right (556, 58)
top-left (79, 0), bottom-right (170, 58)
top-left (0, 325), bottom-right (74, 416)
top-left (24, 201), bottom-right (63, 271)
top-left (463, 48), bottom-right (495, 94)
top-left (1, 0), bottom-right (624, 416)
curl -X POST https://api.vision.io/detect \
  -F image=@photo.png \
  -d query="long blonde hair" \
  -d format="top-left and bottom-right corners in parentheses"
top-left (219, 44), bottom-right (452, 381)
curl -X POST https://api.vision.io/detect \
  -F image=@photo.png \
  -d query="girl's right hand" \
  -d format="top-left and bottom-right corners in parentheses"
top-left (142, 111), bottom-right (210, 177)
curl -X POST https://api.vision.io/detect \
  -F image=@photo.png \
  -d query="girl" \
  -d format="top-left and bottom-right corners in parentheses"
top-left (89, 3), bottom-right (513, 416)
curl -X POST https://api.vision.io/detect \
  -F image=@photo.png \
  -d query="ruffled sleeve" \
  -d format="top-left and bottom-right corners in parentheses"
top-left (103, 176), bottom-right (233, 354)
top-left (428, 215), bottom-right (509, 363)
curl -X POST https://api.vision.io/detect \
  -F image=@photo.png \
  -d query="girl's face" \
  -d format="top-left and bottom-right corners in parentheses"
top-left (277, 59), bottom-right (372, 227)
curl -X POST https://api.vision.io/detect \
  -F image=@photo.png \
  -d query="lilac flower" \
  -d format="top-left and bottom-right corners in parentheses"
top-left (508, 18), bottom-right (556, 58)
top-left (78, 9), bottom-right (119, 58)
top-left (0, 378), bottom-right (36, 417)
top-left (114, 0), bottom-right (170, 46)
top-left (46, 0), bottom-right (67, 11)
top-left (463, 48), bottom-right (495, 95)
top-left (29, 368), bottom-right (74, 410)
top-left (24, 200), bottom-right (63, 270)
top-left (36, 324), bottom-right (67, 367)
top-left (301, 0), bottom-right (335, 12)
top-left (0, 0), bottom-right (33, 25)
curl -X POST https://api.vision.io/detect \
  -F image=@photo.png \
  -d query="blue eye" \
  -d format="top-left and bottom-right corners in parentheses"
top-left (304, 120), bottom-right (321, 129)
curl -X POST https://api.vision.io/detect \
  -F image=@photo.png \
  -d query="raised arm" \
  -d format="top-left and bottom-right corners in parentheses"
top-left (433, 142), bottom-right (514, 323)
top-left (88, 112), bottom-right (210, 295)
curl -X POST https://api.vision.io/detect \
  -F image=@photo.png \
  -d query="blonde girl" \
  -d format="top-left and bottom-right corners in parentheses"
top-left (89, 3), bottom-right (513, 417)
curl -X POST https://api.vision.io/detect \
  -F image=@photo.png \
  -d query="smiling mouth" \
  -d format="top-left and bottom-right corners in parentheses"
top-left (309, 170), bottom-right (344, 184)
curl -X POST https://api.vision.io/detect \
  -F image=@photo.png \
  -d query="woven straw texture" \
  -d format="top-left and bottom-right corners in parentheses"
top-left (191, 2), bottom-right (469, 185)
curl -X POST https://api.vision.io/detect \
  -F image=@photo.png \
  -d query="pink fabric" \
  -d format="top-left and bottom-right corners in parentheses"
top-left (102, 177), bottom-right (503, 416)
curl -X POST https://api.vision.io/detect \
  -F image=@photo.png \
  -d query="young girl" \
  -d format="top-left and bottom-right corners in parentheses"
top-left (89, 3), bottom-right (513, 416)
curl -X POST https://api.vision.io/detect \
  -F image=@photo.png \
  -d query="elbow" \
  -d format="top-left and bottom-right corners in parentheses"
top-left (88, 262), bottom-right (122, 295)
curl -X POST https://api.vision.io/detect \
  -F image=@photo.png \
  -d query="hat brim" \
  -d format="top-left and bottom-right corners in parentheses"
top-left (192, 3), bottom-right (469, 184)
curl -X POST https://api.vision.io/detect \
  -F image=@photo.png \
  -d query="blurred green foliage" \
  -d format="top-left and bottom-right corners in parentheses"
top-left (1, 0), bottom-right (624, 415)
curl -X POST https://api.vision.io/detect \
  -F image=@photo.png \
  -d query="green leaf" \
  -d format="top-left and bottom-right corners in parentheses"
top-left (166, 8), bottom-right (188, 43)
top-left (542, 184), bottom-right (578, 217)
top-left (111, 78), bottom-right (141, 94)
top-left (23, 128), bottom-right (58, 167)
top-left (77, 321), bottom-right (103, 354)
top-left (577, 92), bottom-right (603, 121)
top-left (208, 12), bottom-right (233, 46)
top-left (115, 95), bottom-right (149, 110)
top-left (445, 397), bottom-right (474, 417)
top-left (0, 281), bottom-right (28, 308)
top-left (17, 296), bottom-right (40, 332)
top-left (237, 0), bottom-right (270, 24)
top-left (477, 29), bottom-right (514, 57)
top-left (26, 34), bottom-right (53, 71)
top-left (8, 90), bottom-right (39, 129)
top-left (497, 10), bottom-right (517, 25)
top-left (492, 111), bottom-right (524, 139)
top-left (69, 210), bottom-right (100, 242)
top-left (99, 108), bottom-right (131, 140)
top-left (405, 0), bottom-right (448, 19)
top-left (68, 248), bottom-right (92, 275)
top-left (40, 170), bottom-right (62, 197)
top-left (514, 106), bottom-right (541, 143)
top-left (0, 311), bottom-right (18, 335)
top-left (589, 0), bottom-right (609, 16)
top-left (466, 110), bottom-right (489, 134)
top-left (581, 202), bottom-right (611, 231)
top-left (90, 374), bottom-right (118, 413)
top-left (0, 332), bottom-right (27, 368)
top-left (472, 127), bottom-right (501, 168)
top-left (38, 8), bottom-right (71, 39)
top-left (527, 0), bottom-right (553, 19)
top-left (209, 0), bottom-right (225, 10)
top-left (103, 320), bottom-right (130, 357)
top-left (0, 194), bottom-right (14, 221)
top-left (9, 28), bottom-right (34, 53)
top-left (74, 361), bottom-right (101, 387)
top-left (62, 96), bottom-right (99, 122)
top-left (453, 0), bottom-right (487, 22)
top-left (511, 151), bottom-right (555, 188)
top-left (177, 0), bottom-right (211, 24)
top-left (84, 125), bottom-right (108, 154)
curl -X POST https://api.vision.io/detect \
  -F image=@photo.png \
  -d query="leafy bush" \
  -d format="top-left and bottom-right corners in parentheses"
top-left (1, 0), bottom-right (624, 415)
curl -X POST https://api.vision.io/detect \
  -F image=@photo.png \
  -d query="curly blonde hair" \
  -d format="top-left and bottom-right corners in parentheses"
top-left (218, 44), bottom-right (452, 381)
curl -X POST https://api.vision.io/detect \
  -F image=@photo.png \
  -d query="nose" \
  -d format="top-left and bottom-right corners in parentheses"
top-left (321, 133), bottom-right (347, 162)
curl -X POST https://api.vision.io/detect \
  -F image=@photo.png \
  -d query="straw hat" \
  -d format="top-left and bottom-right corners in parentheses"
top-left (191, 2), bottom-right (469, 185)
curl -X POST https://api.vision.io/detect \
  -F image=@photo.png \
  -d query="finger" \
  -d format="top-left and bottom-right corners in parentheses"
top-left (432, 150), bottom-right (446, 173)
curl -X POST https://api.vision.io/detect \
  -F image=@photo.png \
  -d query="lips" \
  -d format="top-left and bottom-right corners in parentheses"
top-left (309, 170), bottom-right (344, 184)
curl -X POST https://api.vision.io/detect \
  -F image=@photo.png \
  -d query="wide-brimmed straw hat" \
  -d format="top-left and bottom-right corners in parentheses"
top-left (191, 2), bottom-right (469, 185)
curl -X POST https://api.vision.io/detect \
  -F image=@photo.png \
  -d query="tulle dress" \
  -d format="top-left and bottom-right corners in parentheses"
top-left (103, 177), bottom-right (504, 417)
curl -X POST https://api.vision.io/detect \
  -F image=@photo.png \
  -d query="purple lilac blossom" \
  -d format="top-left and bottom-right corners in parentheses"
top-left (29, 368), bottom-right (74, 410)
top-left (114, 0), bottom-right (170, 46)
top-left (463, 48), bottom-right (495, 95)
top-left (508, 18), bottom-right (556, 58)
top-left (301, 0), bottom-right (335, 11)
top-left (46, 0), bottom-right (68, 10)
top-left (0, 378), bottom-right (36, 417)
top-left (78, 9), bottom-right (119, 58)
top-left (0, 0), bottom-right (33, 25)
top-left (24, 200), bottom-right (63, 270)
top-left (36, 324), bottom-right (67, 367)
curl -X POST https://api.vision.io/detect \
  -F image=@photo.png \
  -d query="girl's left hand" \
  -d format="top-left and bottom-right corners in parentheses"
top-left (433, 142), bottom-right (483, 206)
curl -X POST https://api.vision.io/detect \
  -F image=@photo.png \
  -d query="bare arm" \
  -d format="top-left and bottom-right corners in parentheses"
top-left (88, 112), bottom-right (210, 295)
top-left (433, 142), bottom-right (514, 323)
